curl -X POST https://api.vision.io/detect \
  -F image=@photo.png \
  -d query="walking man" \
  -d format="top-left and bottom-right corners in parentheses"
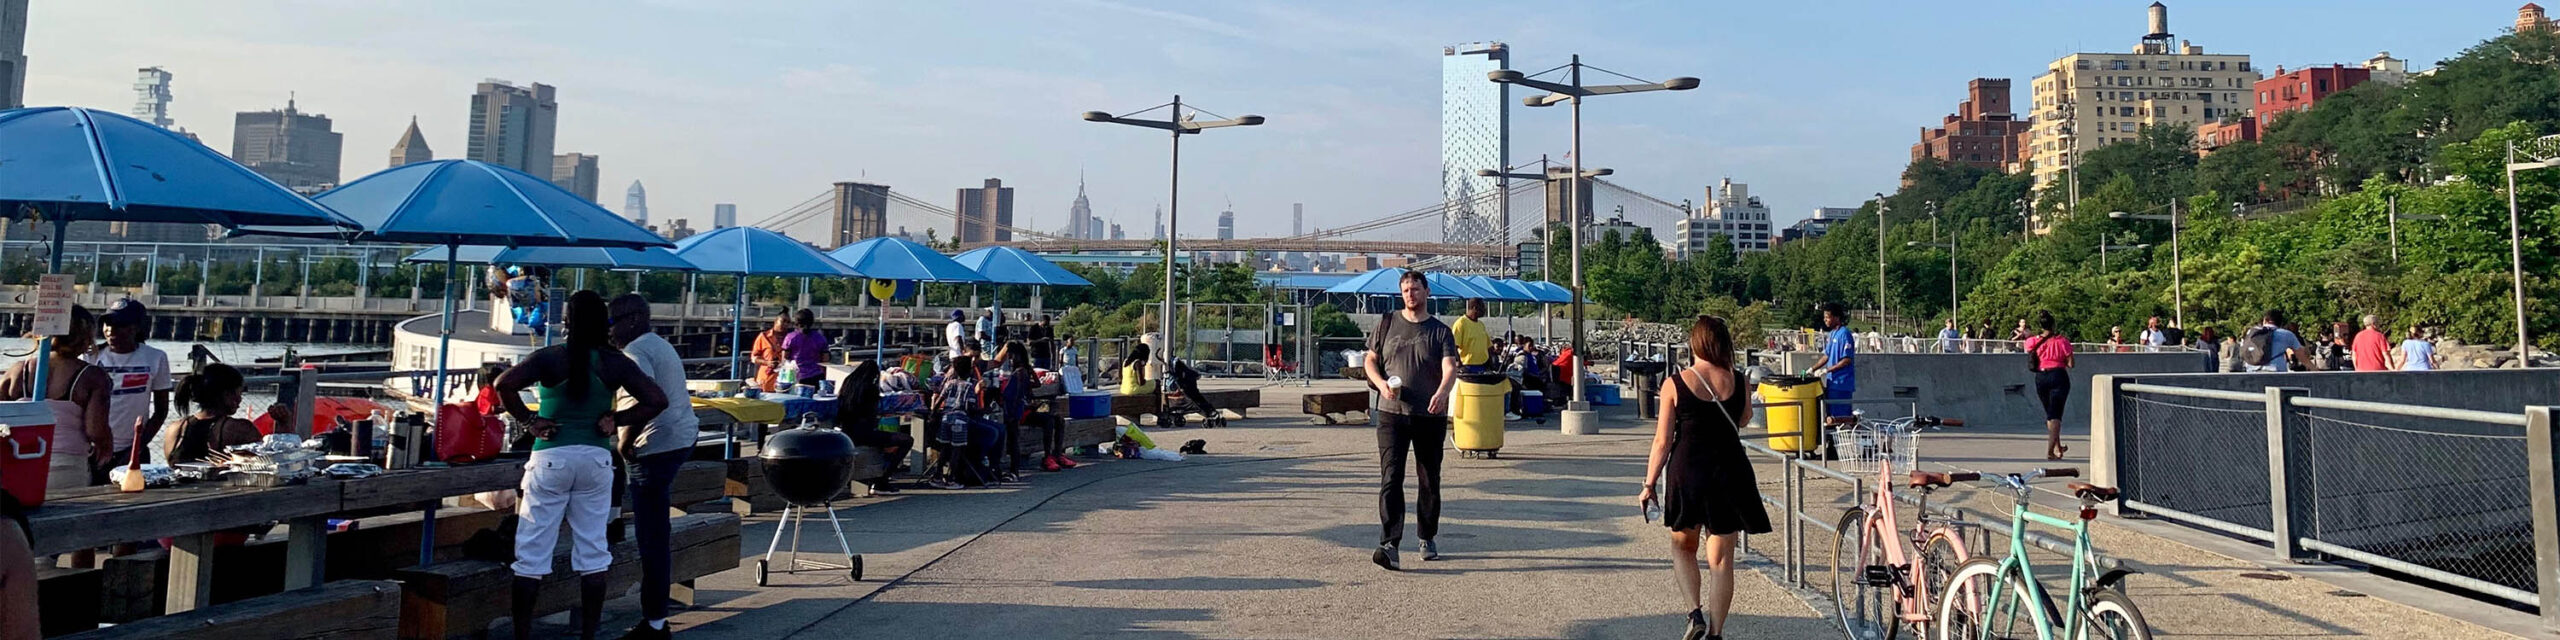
top-left (1363, 270), bottom-right (1458, 571)
top-left (607, 294), bottom-right (699, 639)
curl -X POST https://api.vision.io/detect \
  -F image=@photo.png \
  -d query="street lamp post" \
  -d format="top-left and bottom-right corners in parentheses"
top-left (1083, 96), bottom-right (1266, 393)
top-left (2098, 243), bottom-right (2151, 272)
top-left (2110, 202), bottom-right (2186, 330)
top-left (2501, 138), bottom-right (2557, 367)
top-left (1875, 194), bottom-right (1889, 335)
top-left (2383, 194), bottom-right (2443, 265)
top-left (1905, 239), bottom-right (1957, 323)
top-left (1479, 157), bottom-right (1602, 344)
top-left (1491, 56), bottom-right (1698, 434)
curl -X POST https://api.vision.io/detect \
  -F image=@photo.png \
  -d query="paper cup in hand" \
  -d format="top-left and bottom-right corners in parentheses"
top-left (1386, 375), bottom-right (1404, 390)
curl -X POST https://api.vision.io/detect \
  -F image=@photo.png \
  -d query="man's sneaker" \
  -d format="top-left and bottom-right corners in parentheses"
top-left (925, 479), bottom-right (963, 490)
top-left (621, 621), bottom-right (673, 640)
top-left (1055, 456), bottom-right (1080, 469)
top-left (997, 472), bottom-right (1024, 484)
top-left (1042, 456), bottom-right (1062, 472)
top-left (1372, 543), bottom-right (1401, 571)
top-left (1421, 539), bottom-right (1442, 561)
top-left (869, 482), bottom-right (902, 496)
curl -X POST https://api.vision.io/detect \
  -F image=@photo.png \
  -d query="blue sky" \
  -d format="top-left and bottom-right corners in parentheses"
top-left (18, 1), bottom-right (2523, 239)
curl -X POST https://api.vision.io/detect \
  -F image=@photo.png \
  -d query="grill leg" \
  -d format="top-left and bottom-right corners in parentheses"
top-left (761, 505), bottom-right (795, 564)
top-left (821, 502), bottom-right (857, 565)
top-left (788, 506), bottom-right (808, 569)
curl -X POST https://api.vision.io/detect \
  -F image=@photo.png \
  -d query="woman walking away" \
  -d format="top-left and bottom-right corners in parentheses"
top-left (835, 360), bottom-right (913, 494)
top-left (752, 312), bottom-right (792, 392)
top-left (160, 364), bottom-right (270, 463)
top-left (0, 305), bottom-right (110, 491)
top-left (492, 291), bottom-right (669, 640)
top-left (1640, 315), bottom-right (1772, 640)
top-left (2026, 311), bottom-right (2076, 460)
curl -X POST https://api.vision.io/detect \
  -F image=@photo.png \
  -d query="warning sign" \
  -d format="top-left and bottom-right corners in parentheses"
top-left (31, 274), bottom-right (71, 336)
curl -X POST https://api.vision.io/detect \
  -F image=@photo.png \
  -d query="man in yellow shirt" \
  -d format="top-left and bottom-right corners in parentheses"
top-left (1452, 298), bottom-right (1493, 370)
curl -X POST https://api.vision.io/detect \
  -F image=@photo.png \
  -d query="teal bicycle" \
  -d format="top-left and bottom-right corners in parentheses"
top-left (1915, 467), bottom-right (2152, 640)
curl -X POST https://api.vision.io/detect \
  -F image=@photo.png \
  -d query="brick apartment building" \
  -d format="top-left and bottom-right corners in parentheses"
top-left (1913, 78), bottom-right (2031, 170)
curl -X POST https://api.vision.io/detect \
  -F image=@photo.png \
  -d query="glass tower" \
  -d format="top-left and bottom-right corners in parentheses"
top-left (1441, 42), bottom-right (1510, 249)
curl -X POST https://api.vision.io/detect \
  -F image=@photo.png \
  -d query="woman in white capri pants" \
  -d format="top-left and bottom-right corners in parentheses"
top-left (493, 290), bottom-right (669, 640)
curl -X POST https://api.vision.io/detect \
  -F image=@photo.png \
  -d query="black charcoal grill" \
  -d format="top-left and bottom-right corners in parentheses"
top-left (755, 414), bottom-right (863, 584)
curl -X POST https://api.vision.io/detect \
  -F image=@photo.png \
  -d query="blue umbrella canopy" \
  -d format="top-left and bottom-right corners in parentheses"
top-left (1320, 268), bottom-right (1485, 299)
top-left (950, 246), bottom-right (1091, 287)
top-left (828, 236), bottom-right (988, 282)
top-left (297, 160), bottom-right (670, 248)
top-left (0, 107), bottom-right (358, 228)
top-left (401, 244), bottom-right (699, 272)
top-left (1524, 280), bottom-right (1577, 304)
top-left (1462, 275), bottom-right (1537, 303)
top-left (671, 226), bottom-right (858, 277)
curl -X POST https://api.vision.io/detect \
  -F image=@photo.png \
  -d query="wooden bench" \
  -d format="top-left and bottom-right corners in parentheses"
top-left (60, 580), bottom-right (403, 640)
top-left (95, 508), bottom-right (515, 623)
top-left (391, 512), bottom-right (742, 639)
top-left (35, 566), bottom-right (102, 636)
top-left (1303, 390), bottom-right (1371, 424)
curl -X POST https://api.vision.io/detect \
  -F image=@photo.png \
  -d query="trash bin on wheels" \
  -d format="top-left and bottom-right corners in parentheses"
top-left (1757, 374), bottom-right (1824, 456)
top-left (1453, 370), bottom-right (1513, 459)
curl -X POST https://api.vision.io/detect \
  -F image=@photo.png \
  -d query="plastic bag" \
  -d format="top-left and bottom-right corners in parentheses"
top-left (1138, 447), bottom-right (1184, 462)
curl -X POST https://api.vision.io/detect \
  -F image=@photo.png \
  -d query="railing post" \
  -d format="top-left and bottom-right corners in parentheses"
top-left (1785, 460), bottom-right (1803, 585)
top-left (2524, 405), bottom-right (2559, 629)
top-left (2090, 374), bottom-right (2125, 515)
top-left (2265, 386), bottom-right (2312, 562)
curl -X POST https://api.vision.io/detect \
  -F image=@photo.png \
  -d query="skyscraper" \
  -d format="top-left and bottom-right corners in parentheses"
top-left (1217, 207), bottom-right (1235, 241)
top-left (1065, 177), bottom-right (1094, 239)
top-left (550, 153), bottom-right (599, 201)
top-left (1292, 203), bottom-right (1304, 237)
top-left (389, 117), bottom-right (432, 168)
top-left (623, 180), bottom-right (647, 226)
top-left (1441, 42), bottom-right (1510, 248)
top-left (713, 203), bottom-right (737, 228)
top-left (132, 67), bottom-right (175, 128)
top-left (466, 80), bottom-right (557, 177)
top-left (1085, 217), bottom-right (1104, 241)
top-left (1153, 205), bottom-right (1165, 240)
top-left (2, 0), bottom-right (28, 110)
top-left (230, 98), bottom-right (343, 193)
top-left (1109, 222), bottom-right (1125, 240)
top-left (954, 178), bottom-right (1014, 243)
top-left (830, 182), bottom-right (891, 248)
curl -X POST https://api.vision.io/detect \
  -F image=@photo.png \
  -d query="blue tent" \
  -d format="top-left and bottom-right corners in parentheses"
top-left (1523, 280), bottom-right (1577, 304)
top-left (1463, 275), bottom-right (1538, 303)
top-left (671, 227), bottom-right (860, 380)
top-left (401, 244), bottom-right (699, 272)
top-left (0, 106), bottom-right (360, 391)
top-left (1321, 268), bottom-right (1489, 299)
top-left (829, 237), bottom-right (989, 283)
top-left (950, 246), bottom-right (1092, 287)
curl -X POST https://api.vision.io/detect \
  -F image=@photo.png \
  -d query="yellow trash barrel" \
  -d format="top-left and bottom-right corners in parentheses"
top-left (1757, 374), bottom-right (1825, 454)
top-left (1453, 371), bottom-right (1512, 457)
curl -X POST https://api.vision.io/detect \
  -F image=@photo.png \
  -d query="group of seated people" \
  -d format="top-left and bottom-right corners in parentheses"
top-left (842, 338), bottom-right (1083, 493)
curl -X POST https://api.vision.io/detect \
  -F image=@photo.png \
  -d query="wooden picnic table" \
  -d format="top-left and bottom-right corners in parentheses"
top-left (26, 462), bottom-right (525, 615)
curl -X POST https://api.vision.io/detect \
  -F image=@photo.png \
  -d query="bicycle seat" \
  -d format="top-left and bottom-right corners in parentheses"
top-left (2068, 482), bottom-right (2119, 501)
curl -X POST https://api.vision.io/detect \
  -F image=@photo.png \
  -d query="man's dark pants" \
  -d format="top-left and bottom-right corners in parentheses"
top-left (1376, 411), bottom-right (1448, 546)
top-left (627, 449), bottom-right (690, 622)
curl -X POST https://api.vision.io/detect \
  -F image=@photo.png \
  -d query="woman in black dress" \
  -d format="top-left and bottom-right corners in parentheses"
top-left (1640, 315), bottom-right (1773, 640)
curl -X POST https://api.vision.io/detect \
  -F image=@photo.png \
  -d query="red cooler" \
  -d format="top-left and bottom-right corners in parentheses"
top-left (0, 401), bottom-right (56, 507)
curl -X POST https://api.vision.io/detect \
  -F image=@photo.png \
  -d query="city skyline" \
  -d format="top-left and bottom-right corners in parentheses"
top-left (9, 1), bottom-right (2523, 239)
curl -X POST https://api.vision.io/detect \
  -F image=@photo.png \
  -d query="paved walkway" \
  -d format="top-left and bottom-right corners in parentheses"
top-left (527, 379), bottom-right (2530, 638)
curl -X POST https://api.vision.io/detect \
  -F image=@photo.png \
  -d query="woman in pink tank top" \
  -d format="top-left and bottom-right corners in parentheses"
top-left (2024, 311), bottom-right (2075, 461)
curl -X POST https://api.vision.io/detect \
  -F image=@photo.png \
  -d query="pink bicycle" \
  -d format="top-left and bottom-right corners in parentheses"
top-left (1826, 415), bottom-right (1980, 640)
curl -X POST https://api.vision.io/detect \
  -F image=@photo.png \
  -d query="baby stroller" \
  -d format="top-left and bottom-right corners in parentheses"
top-left (1160, 359), bottom-right (1228, 429)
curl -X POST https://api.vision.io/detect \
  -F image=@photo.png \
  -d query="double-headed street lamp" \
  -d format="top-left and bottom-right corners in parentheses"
top-left (1490, 55), bottom-right (1696, 432)
top-left (2502, 137), bottom-right (2553, 367)
top-left (1906, 238), bottom-right (1958, 323)
top-left (1083, 96), bottom-right (1266, 389)
top-left (2110, 203), bottom-right (2184, 330)
top-left (2383, 195), bottom-right (2442, 264)
top-left (1478, 161), bottom-right (1611, 344)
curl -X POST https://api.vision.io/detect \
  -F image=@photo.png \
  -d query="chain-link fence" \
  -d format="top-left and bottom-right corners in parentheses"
top-left (2105, 378), bottom-right (2558, 619)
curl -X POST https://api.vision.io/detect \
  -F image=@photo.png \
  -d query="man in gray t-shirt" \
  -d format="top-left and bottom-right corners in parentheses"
top-left (1362, 270), bottom-right (1458, 571)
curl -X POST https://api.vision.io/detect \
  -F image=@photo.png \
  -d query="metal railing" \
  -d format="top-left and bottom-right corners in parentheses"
top-left (2102, 378), bottom-right (2558, 624)
top-left (1765, 331), bottom-right (2203, 355)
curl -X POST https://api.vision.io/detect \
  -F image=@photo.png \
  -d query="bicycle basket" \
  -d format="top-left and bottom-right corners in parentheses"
top-left (1830, 421), bottom-right (1917, 475)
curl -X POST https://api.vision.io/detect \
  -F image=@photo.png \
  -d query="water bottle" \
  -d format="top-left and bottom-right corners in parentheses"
top-left (1643, 495), bottom-right (1663, 524)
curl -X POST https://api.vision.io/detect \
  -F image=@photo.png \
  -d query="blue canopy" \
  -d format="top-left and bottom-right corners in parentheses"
top-left (671, 226), bottom-right (858, 277)
top-left (951, 246), bottom-right (1091, 287)
top-left (1463, 275), bottom-right (1537, 302)
top-left (401, 244), bottom-right (699, 272)
top-left (0, 107), bottom-right (358, 229)
top-left (1523, 280), bottom-right (1576, 304)
top-left (297, 160), bottom-right (670, 249)
top-left (828, 236), bottom-right (988, 283)
top-left (1321, 268), bottom-right (1487, 299)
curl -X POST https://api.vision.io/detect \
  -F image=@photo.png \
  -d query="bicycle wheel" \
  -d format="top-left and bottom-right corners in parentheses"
top-left (1921, 532), bottom-right (1973, 628)
top-left (2077, 589), bottom-right (2153, 640)
top-left (1829, 509), bottom-right (1898, 640)
top-left (1934, 558), bottom-right (2040, 640)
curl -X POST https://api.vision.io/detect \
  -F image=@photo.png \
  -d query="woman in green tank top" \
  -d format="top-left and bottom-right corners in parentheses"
top-left (492, 290), bottom-right (670, 639)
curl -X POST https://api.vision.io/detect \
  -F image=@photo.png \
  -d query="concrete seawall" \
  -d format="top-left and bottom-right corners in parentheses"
top-left (1833, 351), bottom-right (2206, 426)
